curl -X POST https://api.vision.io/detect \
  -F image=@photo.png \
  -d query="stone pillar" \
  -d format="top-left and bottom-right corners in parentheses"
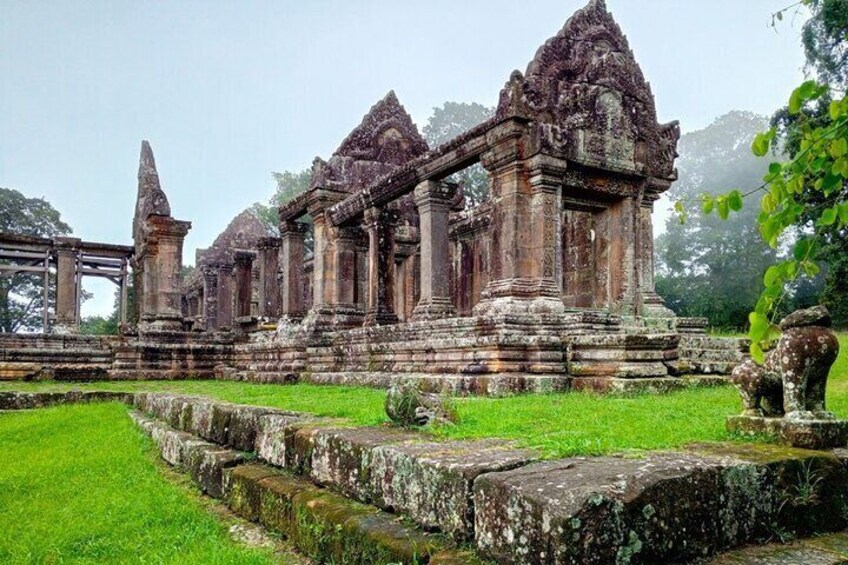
top-left (527, 155), bottom-right (566, 312)
top-left (257, 237), bottom-right (281, 319)
top-left (53, 237), bottom-right (80, 334)
top-left (138, 215), bottom-right (191, 331)
top-left (412, 182), bottom-right (456, 320)
top-left (215, 262), bottom-right (234, 331)
top-left (473, 120), bottom-right (566, 316)
top-left (305, 188), bottom-right (347, 327)
top-left (202, 266), bottom-right (218, 331)
top-left (279, 222), bottom-right (307, 321)
top-left (233, 251), bottom-right (255, 319)
top-left (332, 225), bottom-right (365, 327)
top-left (601, 195), bottom-right (640, 316)
top-left (364, 207), bottom-right (398, 326)
top-left (639, 187), bottom-right (675, 319)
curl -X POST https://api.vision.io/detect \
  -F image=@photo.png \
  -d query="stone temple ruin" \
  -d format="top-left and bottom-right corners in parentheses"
top-left (0, 0), bottom-right (744, 392)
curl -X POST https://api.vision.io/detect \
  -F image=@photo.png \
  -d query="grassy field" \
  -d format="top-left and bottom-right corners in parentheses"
top-left (0, 402), bottom-right (300, 564)
top-left (1, 333), bottom-right (845, 459)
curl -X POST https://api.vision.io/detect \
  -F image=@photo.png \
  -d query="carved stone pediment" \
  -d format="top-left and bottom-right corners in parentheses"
top-left (310, 91), bottom-right (429, 193)
top-left (496, 0), bottom-right (678, 181)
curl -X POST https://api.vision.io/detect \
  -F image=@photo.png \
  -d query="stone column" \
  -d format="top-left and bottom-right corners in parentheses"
top-left (215, 262), bottom-right (234, 331)
top-left (305, 188), bottom-right (347, 328)
top-left (140, 215), bottom-right (191, 331)
top-left (602, 195), bottom-right (640, 316)
top-left (639, 187), bottom-right (675, 318)
top-left (279, 222), bottom-right (307, 321)
top-left (233, 251), bottom-right (255, 319)
top-left (364, 207), bottom-right (398, 326)
top-left (473, 120), bottom-right (535, 316)
top-left (202, 266), bottom-right (218, 331)
top-left (333, 225), bottom-right (365, 327)
top-left (527, 155), bottom-right (566, 313)
top-left (257, 237), bottom-right (281, 319)
top-left (53, 237), bottom-right (80, 334)
top-left (412, 182), bottom-right (456, 320)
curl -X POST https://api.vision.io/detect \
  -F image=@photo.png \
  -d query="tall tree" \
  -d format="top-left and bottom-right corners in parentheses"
top-left (656, 112), bottom-right (778, 328)
top-left (422, 102), bottom-right (494, 208)
top-left (0, 188), bottom-right (72, 332)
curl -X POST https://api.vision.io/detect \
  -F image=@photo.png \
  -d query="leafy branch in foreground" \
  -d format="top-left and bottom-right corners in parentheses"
top-left (687, 80), bottom-right (848, 362)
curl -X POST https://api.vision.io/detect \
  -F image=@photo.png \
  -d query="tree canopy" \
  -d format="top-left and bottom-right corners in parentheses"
top-left (0, 187), bottom-right (72, 332)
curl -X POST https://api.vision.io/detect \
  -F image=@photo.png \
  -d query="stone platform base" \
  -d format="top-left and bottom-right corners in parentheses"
top-left (727, 415), bottom-right (848, 449)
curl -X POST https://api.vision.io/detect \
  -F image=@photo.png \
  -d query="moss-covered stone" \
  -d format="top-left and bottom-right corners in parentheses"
top-left (228, 464), bottom-right (280, 521)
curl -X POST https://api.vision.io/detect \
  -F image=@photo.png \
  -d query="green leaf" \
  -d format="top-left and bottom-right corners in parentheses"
top-left (764, 265), bottom-right (782, 287)
top-left (793, 237), bottom-right (817, 261)
top-left (673, 200), bottom-right (687, 224)
top-left (727, 190), bottom-right (743, 211)
top-left (831, 138), bottom-right (848, 159)
top-left (752, 133), bottom-right (770, 156)
top-left (761, 193), bottom-right (776, 214)
top-left (819, 206), bottom-right (838, 226)
top-left (717, 198), bottom-right (730, 220)
top-left (789, 88), bottom-right (803, 115)
top-left (700, 195), bottom-right (714, 214)
top-left (798, 79), bottom-right (818, 99)
top-left (802, 260), bottom-right (821, 277)
top-left (749, 311), bottom-right (770, 338)
top-left (768, 162), bottom-right (782, 176)
top-left (830, 100), bottom-right (842, 120)
top-left (750, 342), bottom-right (765, 364)
top-left (839, 203), bottom-right (848, 224)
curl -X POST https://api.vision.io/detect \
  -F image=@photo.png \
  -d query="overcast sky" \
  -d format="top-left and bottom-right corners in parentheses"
top-left (1, 0), bottom-right (809, 315)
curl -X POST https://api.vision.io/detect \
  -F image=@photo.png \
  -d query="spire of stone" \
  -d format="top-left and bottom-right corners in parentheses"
top-left (133, 140), bottom-right (172, 243)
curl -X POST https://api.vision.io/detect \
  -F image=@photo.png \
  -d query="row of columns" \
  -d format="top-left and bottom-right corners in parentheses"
top-left (296, 179), bottom-right (459, 329)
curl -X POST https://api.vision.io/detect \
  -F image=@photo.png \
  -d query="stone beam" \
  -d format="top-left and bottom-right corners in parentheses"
top-left (326, 120), bottom-right (494, 227)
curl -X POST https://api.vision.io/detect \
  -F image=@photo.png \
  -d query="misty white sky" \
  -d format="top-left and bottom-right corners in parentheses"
top-left (1, 0), bottom-right (809, 315)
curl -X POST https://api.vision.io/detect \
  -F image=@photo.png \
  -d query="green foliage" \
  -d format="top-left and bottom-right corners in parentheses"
top-left (0, 187), bottom-right (72, 333)
top-left (422, 101), bottom-right (494, 207)
top-left (0, 403), bottom-right (282, 563)
top-left (252, 169), bottom-right (312, 234)
top-left (656, 112), bottom-right (779, 329)
top-left (699, 84), bottom-right (847, 361)
top-left (79, 314), bottom-right (119, 335)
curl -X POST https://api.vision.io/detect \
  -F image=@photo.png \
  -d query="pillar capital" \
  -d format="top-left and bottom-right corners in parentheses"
top-left (413, 180), bottom-right (458, 206)
top-left (279, 221), bottom-right (308, 236)
top-left (257, 236), bottom-right (282, 250)
top-left (363, 206), bottom-right (398, 228)
top-left (233, 250), bottom-right (256, 266)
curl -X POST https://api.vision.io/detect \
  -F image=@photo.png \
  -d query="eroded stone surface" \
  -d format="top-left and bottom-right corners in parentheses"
top-left (474, 444), bottom-right (848, 564)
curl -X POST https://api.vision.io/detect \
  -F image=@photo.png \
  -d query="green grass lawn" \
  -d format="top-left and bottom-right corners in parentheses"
top-left (0, 402), bottom-right (299, 564)
top-left (1, 334), bottom-right (846, 459)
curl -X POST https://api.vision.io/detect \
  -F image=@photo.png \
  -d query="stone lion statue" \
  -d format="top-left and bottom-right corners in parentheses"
top-left (731, 305), bottom-right (839, 421)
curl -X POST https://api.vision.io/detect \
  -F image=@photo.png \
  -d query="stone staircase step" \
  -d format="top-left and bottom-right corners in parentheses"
top-left (132, 409), bottom-right (480, 564)
top-left (135, 392), bottom-right (539, 540)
